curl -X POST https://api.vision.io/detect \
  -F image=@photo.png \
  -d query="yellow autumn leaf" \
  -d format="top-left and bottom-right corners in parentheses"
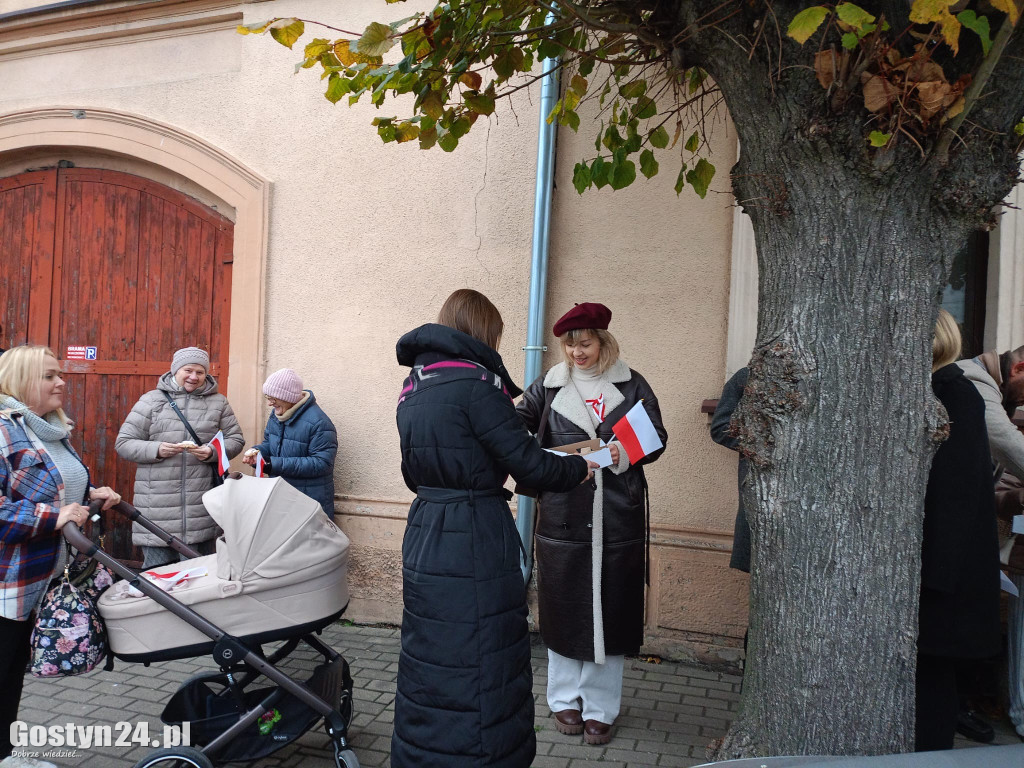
top-left (990, 0), bottom-right (1020, 25)
top-left (909, 0), bottom-right (957, 24)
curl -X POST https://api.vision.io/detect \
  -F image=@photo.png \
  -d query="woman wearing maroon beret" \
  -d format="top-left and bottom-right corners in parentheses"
top-left (517, 302), bottom-right (667, 745)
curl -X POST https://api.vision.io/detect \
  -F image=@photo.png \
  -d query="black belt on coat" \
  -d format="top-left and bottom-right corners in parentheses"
top-left (415, 486), bottom-right (524, 561)
top-left (416, 486), bottom-right (513, 504)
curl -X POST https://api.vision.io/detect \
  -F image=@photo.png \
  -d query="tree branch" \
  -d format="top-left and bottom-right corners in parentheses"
top-left (933, 14), bottom-right (1018, 164)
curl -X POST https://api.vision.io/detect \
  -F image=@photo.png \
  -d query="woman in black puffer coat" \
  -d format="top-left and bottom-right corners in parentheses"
top-left (392, 290), bottom-right (592, 768)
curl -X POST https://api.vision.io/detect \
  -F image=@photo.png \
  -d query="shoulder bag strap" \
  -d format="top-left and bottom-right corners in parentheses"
top-left (161, 390), bottom-right (202, 445)
top-left (535, 386), bottom-right (555, 447)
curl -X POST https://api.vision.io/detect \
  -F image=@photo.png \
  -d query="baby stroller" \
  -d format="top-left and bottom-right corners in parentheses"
top-left (63, 474), bottom-right (359, 768)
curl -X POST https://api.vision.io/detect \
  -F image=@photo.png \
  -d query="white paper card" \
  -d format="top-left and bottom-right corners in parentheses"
top-left (584, 446), bottom-right (614, 469)
top-left (1002, 571), bottom-right (1019, 598)
top-left (1013, 515), bottom-right (1024, 535)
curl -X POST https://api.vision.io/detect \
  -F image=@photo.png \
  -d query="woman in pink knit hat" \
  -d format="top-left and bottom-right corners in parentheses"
top-left (243, 368), bottom-right (338, 518)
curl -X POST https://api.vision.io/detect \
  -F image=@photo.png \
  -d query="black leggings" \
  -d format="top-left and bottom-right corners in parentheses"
top-left (0, 616), bottom-right (33, 759)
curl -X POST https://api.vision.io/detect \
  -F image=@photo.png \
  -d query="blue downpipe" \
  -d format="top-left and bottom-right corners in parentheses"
top-left (517, 28), bottom-right (560, 583)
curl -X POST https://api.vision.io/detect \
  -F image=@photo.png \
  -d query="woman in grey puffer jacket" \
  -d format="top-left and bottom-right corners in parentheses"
top-left (116, 347), bottom-right (244, 568)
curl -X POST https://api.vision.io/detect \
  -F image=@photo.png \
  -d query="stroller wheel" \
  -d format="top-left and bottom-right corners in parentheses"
top-left (132, 746), bottom-right (214, 768)
top-left (334, 747), bottom-right (360, 768)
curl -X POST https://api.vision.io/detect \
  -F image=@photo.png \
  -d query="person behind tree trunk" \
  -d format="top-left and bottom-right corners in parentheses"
top-left (242, 368), bottom-right (338, 519)
top-left (957, 338), bottom-right (1024, 740)
top-left (391, 289), bottom-right (594, 768)
top-left (516, 302), bottom-right (667, 746)
top-left (914, 310), bottom-right (1001, 751)
top-left (0, 346), bottom-right (121, 768)
top-left (711, 366), bottom-right (751, 574)
top-left (115, 346), bottom-right (244, 569)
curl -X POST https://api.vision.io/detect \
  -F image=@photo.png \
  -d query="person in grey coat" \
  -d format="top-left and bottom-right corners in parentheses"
top-left (710, 367), bottom-right (751, 573)
top-left (958, 346), bottom-right (1024, 740)
top-left (115, 347), bottom-right (244, 569)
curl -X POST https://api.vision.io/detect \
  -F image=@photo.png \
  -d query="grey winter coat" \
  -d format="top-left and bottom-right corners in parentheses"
top-left (116, 372), bottom-right (244, 546)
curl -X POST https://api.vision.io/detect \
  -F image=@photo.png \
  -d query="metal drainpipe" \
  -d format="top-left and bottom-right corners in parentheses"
top-left (517, 25), bottom-right (560, 583)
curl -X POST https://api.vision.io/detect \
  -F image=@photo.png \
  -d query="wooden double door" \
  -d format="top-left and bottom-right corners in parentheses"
top-left (0, 168), bottom-right (234, 559)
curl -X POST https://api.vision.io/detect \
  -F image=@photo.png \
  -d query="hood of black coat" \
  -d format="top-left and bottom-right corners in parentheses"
top-left (396, 323), bottom-right (523, 398)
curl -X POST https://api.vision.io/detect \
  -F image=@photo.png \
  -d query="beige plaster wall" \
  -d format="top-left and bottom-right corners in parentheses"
top-left (0, 0), bottom-right (748, 664)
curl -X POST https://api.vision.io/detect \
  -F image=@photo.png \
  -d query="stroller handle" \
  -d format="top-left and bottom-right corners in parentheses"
top-left (67, 499), bottom-right (203, 560)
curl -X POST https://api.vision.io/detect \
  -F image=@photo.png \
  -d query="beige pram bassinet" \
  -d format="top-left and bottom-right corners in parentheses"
top-left (99, 474), bottom-right (350, 657)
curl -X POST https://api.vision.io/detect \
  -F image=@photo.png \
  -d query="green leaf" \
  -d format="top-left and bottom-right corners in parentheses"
top-left (639, 150), bottom-right (659, 179)
top-left (421, 91), bottom-right (445, 120)
top-left (572, 162), bottom-right (592, 194)
top-left (957, 10), bottom-right (992, 56)
top-left (868, 130), bottom-right (891, 147)
top-left (787, 6), bottom-right (830, 45)
top-left (438, 132), bottom-right (459, 152)
top-left (591, 157), bottom-right (610, 189)
top-left (358, 21), bottom-right (395, 57)
top-left (493, 47), bottom-right (525, 79)
top-left (465, 91), bottom-right (495, 116)
top-left (609, 159), bottom-right (637, 190)
top-left (835, 3), bottom-right (876, 31)
top-left (537, 39), bottom-right (563, 60)
top-left (632, 96), bottom-right (657, 120)
top-left (1015, 120), bottom-right (1024, 137)
top-left (841, 32), bottom-right (859, 49)
top-left (268, 18), bottom-right (304, 49)
top-left (688, 68), bottom-right (706, 95)
top-left (450, 115), bottom-right (472, 139)
top-left (578, 57), bottom-right (595, 78)
top-left (394, 122), bottom-right (420, 143)
top-left (325, 74), bottom-right (350, 103)
top-left (685, 158), bottom-right (715, 198)
top-left (619, 80), bottom-right (647, 99)
top-left (419, 126), bottom-right (438, 149)
top-left (602, 125), bottom-right (624, 151)
top-left (304, 38), bottom-right (333, 59)
top-left (648, 126), bottom-right (669, 149)
top-left (674, 165), bottom-right (687, 196)
top-left (564, 89), bottom-right (581, 112)
top-left (560, 110), bottom-right (581, 132)
top-left (684, 131), bottom-right (699, 153)
top-left (570, 74), bottom-right (588, 97)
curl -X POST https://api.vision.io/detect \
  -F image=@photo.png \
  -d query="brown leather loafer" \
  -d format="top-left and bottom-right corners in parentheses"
top-left (583, 719), bottom-right (612, 745)
top-left (552, 709), bottom-right (584, 735)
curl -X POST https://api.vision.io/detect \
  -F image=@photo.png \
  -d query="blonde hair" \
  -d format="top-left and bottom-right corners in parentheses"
top-left (932, 309), bottom-right (962, 372)
top-left (561, 328), bottom-right (620, 374)
top-left (0, 345), bottom-right (69, 423)
top-left (437, 289), bottom-right (504, 350)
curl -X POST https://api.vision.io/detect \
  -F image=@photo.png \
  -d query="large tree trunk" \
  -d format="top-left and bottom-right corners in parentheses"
top-left (714, 149), bottom-right (959, 756)
top-left (681, 0), bottom-right (1024, 752)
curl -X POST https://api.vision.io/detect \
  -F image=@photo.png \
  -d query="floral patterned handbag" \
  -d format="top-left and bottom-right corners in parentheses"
top-left (29, 551), bottom-right (116, 677)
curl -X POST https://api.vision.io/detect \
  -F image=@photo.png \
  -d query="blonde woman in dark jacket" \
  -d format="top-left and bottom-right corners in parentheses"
top-left (517, 302), bottom-right (667, 746)
top-left (116, 347), bottom-right (244, 568)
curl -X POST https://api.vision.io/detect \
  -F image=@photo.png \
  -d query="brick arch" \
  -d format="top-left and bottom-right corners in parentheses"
top-left (0, 106), bottom-right (269, 443)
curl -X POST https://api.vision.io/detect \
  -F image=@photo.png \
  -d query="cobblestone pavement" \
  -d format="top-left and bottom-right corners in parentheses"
top-left (16, 623), bottom-right (1018, 768)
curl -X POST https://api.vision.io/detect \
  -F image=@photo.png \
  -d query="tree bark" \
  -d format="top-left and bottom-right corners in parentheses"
top-left (717, 154), bottom-right (955, 756)
top-left (669, 0), bottom-right (1024, 755)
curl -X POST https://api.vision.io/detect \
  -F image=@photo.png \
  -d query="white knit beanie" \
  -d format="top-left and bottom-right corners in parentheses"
top-left (171, 347), bottom-right (210, 375)
top-left (263, 368), bottom-right (303, 403)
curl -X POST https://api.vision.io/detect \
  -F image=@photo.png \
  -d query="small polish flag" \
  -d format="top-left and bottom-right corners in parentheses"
top-left (209, 430), bottom-right (230, 477)
top-left (612, 400), bottom-right (663, 464)
top-left (255, 452), bottom-right (268, 478)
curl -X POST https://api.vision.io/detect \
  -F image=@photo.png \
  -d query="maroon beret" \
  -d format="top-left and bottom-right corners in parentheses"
top-left (552, 302), bottom-right (612, 337)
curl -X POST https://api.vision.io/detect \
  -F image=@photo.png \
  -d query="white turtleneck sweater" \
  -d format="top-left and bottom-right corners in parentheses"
top-left (570, 364), bottom-right (606, 427)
